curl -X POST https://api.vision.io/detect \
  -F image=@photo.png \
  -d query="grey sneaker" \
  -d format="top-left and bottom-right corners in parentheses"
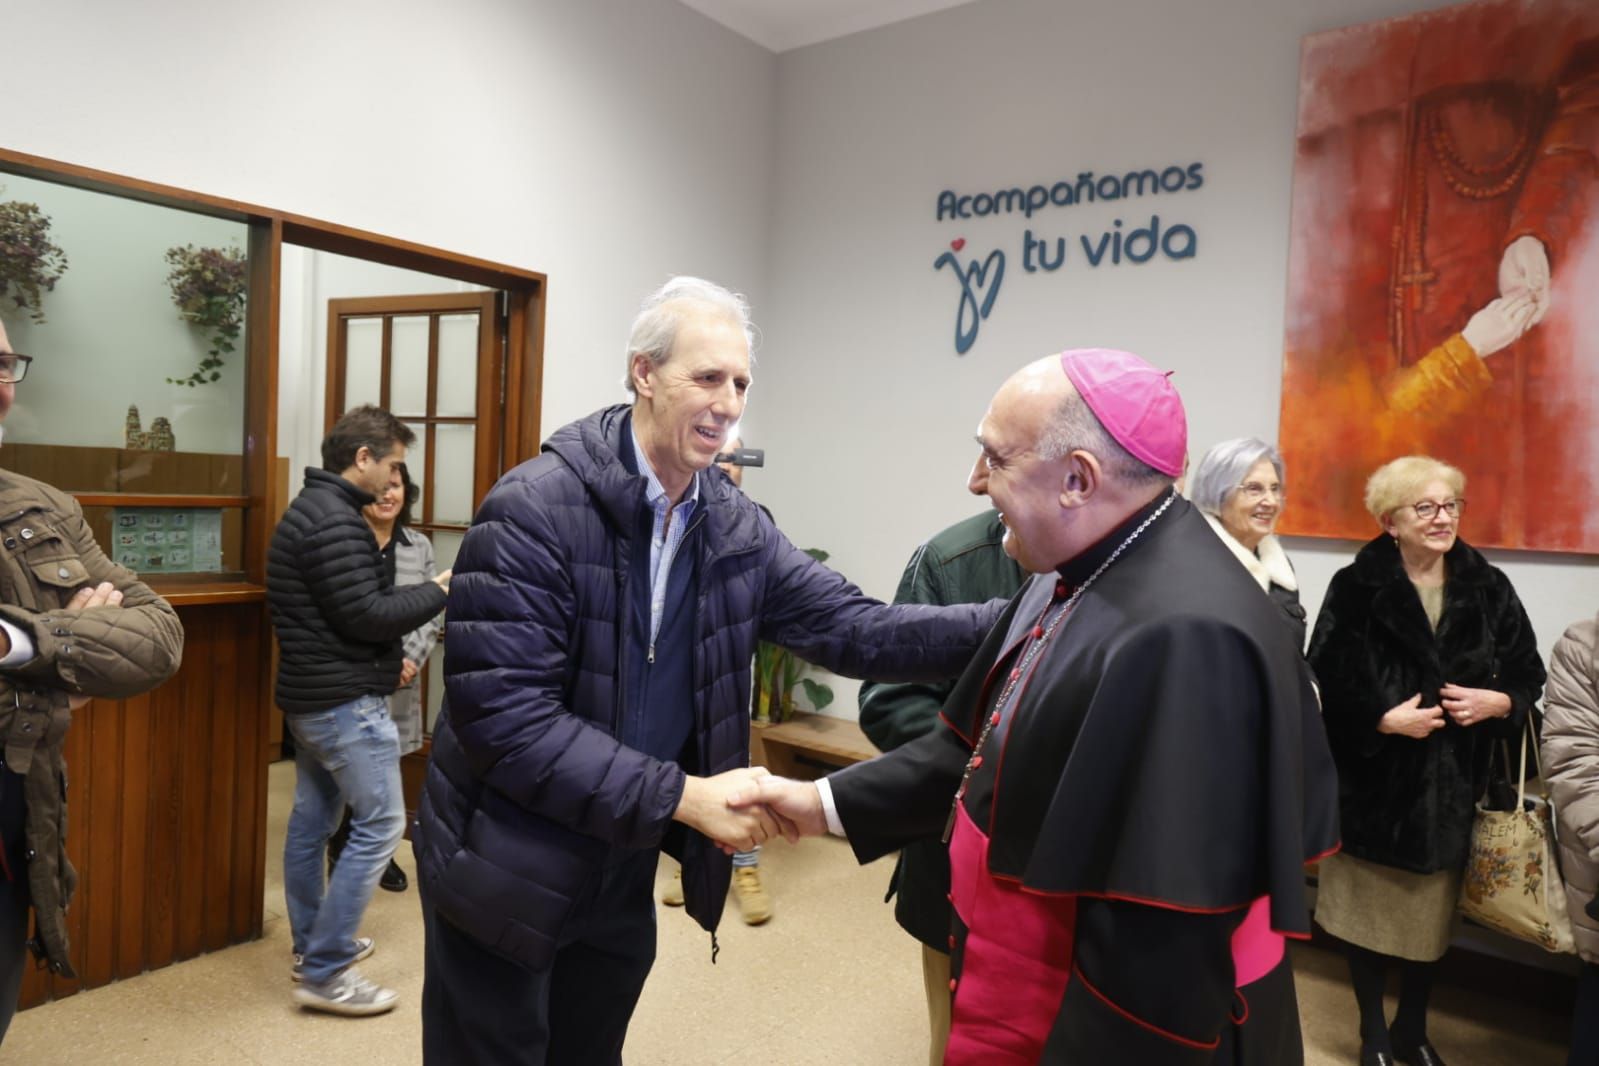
top-left (291, 967), bottom-right (398, 1017)
top-left (291, 936), bottom-right (375, 983)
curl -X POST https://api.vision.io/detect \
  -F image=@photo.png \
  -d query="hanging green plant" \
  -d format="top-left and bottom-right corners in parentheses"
top-left (0, 190), bottom-right (69, 324)
top-left (165, 243), bottom-right (247, 387)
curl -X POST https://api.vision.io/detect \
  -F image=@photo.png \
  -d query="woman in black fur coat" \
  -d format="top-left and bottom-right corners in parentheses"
top-left (1308, 455), bottom-right (1545, 1066)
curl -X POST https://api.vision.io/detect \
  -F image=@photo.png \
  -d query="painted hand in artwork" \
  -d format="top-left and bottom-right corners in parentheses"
top-left (1497, 235), bottom-right (1551, 327)
top-left (1461, 292), bottom-right (1538, 358)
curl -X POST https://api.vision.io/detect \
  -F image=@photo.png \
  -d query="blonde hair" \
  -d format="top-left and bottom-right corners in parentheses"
top-left (1363, 455), bottom-right (1466, 522)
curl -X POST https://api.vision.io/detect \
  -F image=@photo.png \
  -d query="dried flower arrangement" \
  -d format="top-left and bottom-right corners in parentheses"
top-left (0, 190), bottom-right (69, 324)
top-left (165, 243), bottom-right (247, 387)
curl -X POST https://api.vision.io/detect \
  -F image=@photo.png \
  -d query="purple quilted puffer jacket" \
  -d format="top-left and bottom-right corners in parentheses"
top-left (414, 404), bottom-right (1001, 967)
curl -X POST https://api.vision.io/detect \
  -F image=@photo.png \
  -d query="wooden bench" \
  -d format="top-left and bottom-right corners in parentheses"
top-left (752, 712), bottom-right (878, 780)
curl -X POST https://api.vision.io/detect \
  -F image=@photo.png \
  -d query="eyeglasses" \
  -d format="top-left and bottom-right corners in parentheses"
top-left (0, 353), bottom-right (31, 384)
top-left (1410, 499), bottom-right (1465, 521)
top-left (1235, 481), bottom-right (1285, 503)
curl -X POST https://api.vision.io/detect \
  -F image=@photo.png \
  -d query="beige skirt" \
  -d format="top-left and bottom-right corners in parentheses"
top-left (1314, 851), bottom-right (1462, 962)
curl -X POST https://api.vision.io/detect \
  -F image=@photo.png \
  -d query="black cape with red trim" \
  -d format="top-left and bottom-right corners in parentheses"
top-left (831, 494), bottom-right (1340, 1063)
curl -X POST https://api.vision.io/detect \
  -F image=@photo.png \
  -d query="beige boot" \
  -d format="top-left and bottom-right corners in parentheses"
top-left (661, 866), bottom-right (685, 907)
top-left (732, 865), bottom-right (773, 925)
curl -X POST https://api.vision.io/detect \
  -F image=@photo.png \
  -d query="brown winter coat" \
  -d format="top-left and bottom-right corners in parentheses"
top-left (0, 469), bottom-right (183, 974)
top-left (1542, 614), bottom-right (1599, 964)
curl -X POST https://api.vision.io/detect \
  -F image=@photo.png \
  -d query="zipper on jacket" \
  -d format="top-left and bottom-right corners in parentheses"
top-left (648, 511), bottom-right (708, 666)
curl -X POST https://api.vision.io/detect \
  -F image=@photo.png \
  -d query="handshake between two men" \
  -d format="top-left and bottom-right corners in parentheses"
top-left (670, 767), bottom-right (826, 853)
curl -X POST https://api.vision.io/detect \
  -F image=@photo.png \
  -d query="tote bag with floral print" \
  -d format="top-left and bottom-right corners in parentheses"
top-left (1459, 719), bottom-right (1575, 954)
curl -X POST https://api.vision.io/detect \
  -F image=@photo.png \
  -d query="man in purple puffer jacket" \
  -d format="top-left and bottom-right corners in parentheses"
top-left (414, 276), bottom-right (1002, 1065)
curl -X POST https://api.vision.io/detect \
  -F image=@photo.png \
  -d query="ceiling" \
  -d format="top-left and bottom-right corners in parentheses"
top-left (677, 0), bottom-right (980, 53)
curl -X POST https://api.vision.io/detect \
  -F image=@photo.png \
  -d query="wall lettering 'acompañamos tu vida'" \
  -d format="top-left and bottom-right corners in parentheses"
top-left (934, 163), bottom-right (1203, 354)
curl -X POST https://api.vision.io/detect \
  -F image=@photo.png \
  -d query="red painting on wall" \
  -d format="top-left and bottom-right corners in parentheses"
top-left (1278, 0), bottom-right (1599, 552)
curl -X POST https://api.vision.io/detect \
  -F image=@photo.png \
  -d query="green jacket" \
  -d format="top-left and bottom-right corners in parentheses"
top-left (857, 510), bottom-right (1023, 949)
top-left (0, 471), bottom-right (184, 974)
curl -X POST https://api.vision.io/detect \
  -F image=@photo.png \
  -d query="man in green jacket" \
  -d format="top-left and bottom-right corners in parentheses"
top-left (858, 510), bottom-right (1023, 1066)
top-left (0, 314), bottom-right (185, 1041)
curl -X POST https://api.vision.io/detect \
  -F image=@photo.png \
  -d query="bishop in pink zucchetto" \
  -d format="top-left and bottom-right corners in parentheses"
top-left (724, 343), bottom-right (1339, 1064)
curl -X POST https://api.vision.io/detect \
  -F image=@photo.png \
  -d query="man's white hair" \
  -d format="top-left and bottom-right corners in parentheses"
top-left (621, 276), bottom-right (755, 394)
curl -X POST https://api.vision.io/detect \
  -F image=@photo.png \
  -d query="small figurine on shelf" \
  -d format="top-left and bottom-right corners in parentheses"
top-left (147, 418), bottom-right (175, 452)
top-left (125, 404), bottom-right (147, 450)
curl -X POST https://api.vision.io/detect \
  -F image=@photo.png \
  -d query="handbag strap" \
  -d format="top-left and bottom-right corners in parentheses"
top-left (1515, 715), bottom-right (1529, 811)
top-left (1527, 714), bottom-right (1545, 781)
top-left (1513, 713), bottom-right (1549, 809)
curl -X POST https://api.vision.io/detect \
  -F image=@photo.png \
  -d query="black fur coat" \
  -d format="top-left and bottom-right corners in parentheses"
top-left (1307, 534), bottom-right (1545, 874)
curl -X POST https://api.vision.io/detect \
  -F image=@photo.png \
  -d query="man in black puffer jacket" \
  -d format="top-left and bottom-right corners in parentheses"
top-left (268, 405), bottom-right (450, 1017)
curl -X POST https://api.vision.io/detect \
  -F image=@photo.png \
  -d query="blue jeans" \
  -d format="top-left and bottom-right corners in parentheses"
top-left (284, 695), bottom-right (405, 986)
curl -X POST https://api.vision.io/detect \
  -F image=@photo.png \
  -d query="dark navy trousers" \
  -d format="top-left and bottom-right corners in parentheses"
top-left (420, 847), bottom-right (660, 1065)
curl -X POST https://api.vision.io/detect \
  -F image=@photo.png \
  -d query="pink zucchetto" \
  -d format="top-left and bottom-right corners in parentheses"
top-left (1058, 348), bottom-right (1187, 477)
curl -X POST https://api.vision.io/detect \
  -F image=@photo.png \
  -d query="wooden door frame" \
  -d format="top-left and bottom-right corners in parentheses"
top-left (0, 145), bottom-right (548, 594)
top-left (323, 290), bottom-right (506, 513)
top-left (0, 145), bottom-right (545, 1001)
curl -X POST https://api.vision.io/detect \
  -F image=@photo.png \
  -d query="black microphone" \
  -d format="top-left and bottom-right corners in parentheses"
top-left (715, 448), bottom-right (765, 468)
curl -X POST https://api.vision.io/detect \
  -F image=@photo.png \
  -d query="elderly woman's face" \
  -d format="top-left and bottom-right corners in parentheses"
top-left (1383, 477), bottom-right (1462, 558)
top-left (1219, 458), bottom-right (1282, 553)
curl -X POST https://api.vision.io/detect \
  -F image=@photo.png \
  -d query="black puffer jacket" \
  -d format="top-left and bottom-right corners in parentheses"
top-left (267, 467), bottom-right (448, 714)
top-left (1308, 534), bottom-right (1545, 873)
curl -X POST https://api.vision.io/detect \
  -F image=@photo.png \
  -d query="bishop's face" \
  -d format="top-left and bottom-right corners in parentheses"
top-left (967, 399), bottom-right (1070, 574)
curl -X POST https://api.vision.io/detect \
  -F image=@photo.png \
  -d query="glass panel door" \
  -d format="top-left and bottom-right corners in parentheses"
top-left (327, 291), bottom-right (502, 739)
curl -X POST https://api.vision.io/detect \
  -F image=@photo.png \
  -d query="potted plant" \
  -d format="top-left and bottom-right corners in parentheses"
top-left (752, 548), bottom-right (836, 723)
top-left (0, 190), bottom-right (69, 324)
top-left (165, 243), bottom-right (247, 387)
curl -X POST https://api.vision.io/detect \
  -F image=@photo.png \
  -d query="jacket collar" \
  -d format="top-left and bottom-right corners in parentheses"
top-left (543, 405), bottom-right (761, 557)
top-left (1348, 531), bottom-right (1493, 589)
top-left (543, 405), bottom-right (648, 532)
top-left (1201, 513), bottom-right (1297, 593)
top-left (1351, 532), bottom-right (1494, 663)
top-left (1054, 489), bottom-right (1182, 587)
top-left (302, 466), bottom-right (375, 509)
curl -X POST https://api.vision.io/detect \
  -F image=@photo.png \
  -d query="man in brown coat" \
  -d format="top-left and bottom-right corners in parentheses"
top-left (0, 315), bottom-right (184, 1040)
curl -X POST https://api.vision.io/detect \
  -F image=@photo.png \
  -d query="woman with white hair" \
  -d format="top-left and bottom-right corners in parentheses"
top-left (1189, 438), bottom-right (1306, 649)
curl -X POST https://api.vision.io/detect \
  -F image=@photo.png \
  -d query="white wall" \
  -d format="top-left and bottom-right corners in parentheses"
top-left (4, 0), bottom-right (777, 436)
top-left (7, 0), bottom-right (1596, 719)
top-left (756, 0), bottom-right (1599, 714)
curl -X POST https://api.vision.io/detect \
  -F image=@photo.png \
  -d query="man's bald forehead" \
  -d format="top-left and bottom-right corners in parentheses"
top-left (1007, 355), bottom-right (1072, 396)
top-left (990, 356), bottom-right (1074, 434)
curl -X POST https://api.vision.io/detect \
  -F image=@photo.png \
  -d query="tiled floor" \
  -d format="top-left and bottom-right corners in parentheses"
top-left (1, 761), bottom-right (1574, 1064)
